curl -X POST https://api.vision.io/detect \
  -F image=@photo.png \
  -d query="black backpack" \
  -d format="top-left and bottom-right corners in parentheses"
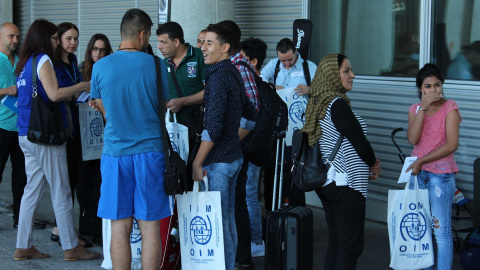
top-left (461, 226), bottom-right (480, 270)
top-left (236, 61), bottom-right (288, 166)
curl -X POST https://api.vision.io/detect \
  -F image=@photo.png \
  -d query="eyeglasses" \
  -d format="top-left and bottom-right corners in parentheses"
top-left (92, 47), bottom-right (107, 53)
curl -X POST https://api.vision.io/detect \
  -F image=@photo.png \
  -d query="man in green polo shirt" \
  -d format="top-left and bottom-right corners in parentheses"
top-left (0, 22), bottom-right (45, 230)
top-left (157, 22), bottom-right (206, 189)
top-left (156, 21), bottom-right (205, 130)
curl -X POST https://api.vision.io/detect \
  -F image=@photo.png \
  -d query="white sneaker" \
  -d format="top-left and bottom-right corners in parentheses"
top-left (251, 241), bottom-right (265, 257)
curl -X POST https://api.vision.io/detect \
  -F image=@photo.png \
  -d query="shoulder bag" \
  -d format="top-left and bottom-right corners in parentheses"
top-left (291, 129), bottom-right (343, 192)
top-left (154, 56), bottom-right (188, 195)
top-left (27, 54), bottom-right (68, 145)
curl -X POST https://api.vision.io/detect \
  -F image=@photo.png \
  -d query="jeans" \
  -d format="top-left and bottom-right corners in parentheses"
top-left (414, 171), bottom-right (455, 270)
top-left (0, 128), bottom-right (27, 223)
top-left (315, 183), bottom-right (366, 270)
top-left (202, 159), bottom-right (243, 270)
top-left (245, 162), bottom-right (262, 244)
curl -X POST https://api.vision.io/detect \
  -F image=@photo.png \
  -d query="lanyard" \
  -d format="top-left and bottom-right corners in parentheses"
top-left (64, 61), bottom-right (77, 85)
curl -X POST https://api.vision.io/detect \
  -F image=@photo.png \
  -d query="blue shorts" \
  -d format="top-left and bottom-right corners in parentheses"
top-left (97, 152), bottom-right (173, 221)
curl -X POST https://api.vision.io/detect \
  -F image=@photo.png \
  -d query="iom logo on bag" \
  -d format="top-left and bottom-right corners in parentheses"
top-left (400, 212), bottom-right (427, 241)
top-left (289, 99), bottom-right (306, 124)
top-left (90, 117), bottom-right (102, 137)
top-left (130, 217), bottom-right (142, 244)
top-left (190, 215), bottom-right (212, 245)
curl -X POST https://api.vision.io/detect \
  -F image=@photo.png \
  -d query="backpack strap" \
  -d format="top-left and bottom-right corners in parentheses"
top-left (274, 58), bottom-right (311, 87)
top-left (302, 59), bottom-right (311, 87)
top-left (235, 61), bottom-right (256, 77)
top-left (168, 62), bottom-right (184, 98)
top-left (273, 59), bottom-right (280, 85)
top-left (154, 56), bottom-right (174, 175)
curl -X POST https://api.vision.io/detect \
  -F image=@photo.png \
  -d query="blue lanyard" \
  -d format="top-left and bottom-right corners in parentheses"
top-left (64, 61), bottom-right (77, 85)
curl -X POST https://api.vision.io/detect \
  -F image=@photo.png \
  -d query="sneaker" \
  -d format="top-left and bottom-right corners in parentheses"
top-left (251, 241), bottom-right (265, 258)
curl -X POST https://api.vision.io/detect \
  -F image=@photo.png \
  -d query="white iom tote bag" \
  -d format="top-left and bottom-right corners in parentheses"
top-left (388, 176), bottom-right (434, 269)
top-left (176, 176), bottom-right (226, 270)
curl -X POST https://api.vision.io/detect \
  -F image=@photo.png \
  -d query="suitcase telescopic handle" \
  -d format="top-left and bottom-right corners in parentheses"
top-left (272, 131), bottom-right (286, 211)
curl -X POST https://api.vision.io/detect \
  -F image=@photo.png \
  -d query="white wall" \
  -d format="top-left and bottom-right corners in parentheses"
top-left (171, 0), bottom-right (235, 47)
top-left (0, 0), bottom-right (13, 24)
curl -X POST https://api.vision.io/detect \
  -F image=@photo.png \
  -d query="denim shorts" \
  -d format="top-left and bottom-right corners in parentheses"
top-left (97, 152), bottom-right (173, 221)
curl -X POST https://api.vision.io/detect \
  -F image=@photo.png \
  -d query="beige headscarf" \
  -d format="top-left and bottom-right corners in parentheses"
top-left (301, 53), bottom-right (351, 146)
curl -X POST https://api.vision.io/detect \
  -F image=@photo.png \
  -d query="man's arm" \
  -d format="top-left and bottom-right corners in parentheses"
top-left (0, 85), bottom-right (17, 98)
top-left (166, 89), bottom-right (204, 113)
top-left (89, 99), bottom-right (106, 122)
top-left (260, 58), bottom-right (277, 84)
top-left (238, 92), bottom-right (257, 141)
top-left (294, 60), bottom-right (317, 96)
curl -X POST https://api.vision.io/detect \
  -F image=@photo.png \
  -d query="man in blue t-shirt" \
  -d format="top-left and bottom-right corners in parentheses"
top-left (89, 9), bottom-right (171, 269)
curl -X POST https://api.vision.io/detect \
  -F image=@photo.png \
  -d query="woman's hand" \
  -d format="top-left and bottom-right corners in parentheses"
top-left (406, 159), bottom-right (423, 175)
top-left (419, 91), bottom-right (442, 110)
top-left (80, 81), bottom-right (91, 93)
top-left (369, 158), bottom-right (381, 180)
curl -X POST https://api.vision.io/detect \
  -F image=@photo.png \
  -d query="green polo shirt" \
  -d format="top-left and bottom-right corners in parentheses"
top-left (164, 43), bottom-right (205, 125)
top-left (0, 51), bottom-right (19, 132)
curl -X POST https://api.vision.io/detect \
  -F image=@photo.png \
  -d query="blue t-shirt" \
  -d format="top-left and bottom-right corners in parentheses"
top-left (0, 52), bottom-right (19, 131)
top-left (90, 51), bottom-right (169, 156)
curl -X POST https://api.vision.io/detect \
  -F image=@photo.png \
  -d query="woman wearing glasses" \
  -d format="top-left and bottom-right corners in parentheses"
top-left (79, 34), bottom-right (113, 81)
top-left (73, 33), bottom-right (113, 242)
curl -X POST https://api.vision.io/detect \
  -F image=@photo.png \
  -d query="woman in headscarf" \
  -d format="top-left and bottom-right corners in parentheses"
top-left (302, 53), bottom-right (380, 270)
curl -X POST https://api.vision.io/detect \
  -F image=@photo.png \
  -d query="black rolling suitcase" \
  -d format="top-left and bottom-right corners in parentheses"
top-left (264, 132), bottom-right (313, 270)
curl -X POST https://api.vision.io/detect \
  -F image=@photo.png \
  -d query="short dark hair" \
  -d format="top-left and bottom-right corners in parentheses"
top-left (205, 23), bottom-right (234, 54)
top-left (276, 38), bottom-right (296, 54)
top-left (416, 63), bottom-right (445, 99)
top-left (16, 19), bottom-right (57, 75)
top-left (156, 21), bottom-right (185, 44)
top-left (240, 37), bottom-right (268, 70)
top-left (217, 20), bottom-right (241, 53)
top-left (120, 8), bottom-right (153, 39)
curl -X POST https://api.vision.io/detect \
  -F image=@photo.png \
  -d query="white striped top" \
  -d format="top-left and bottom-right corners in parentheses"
top-left (319, 98), bottom-right (370, 197)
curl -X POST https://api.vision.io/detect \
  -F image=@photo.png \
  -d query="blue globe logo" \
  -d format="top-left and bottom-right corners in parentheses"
top-left (130, 217), bottom-right (142, 243)
top-left (289, 101), bottom-right (306, 124)
top-left (400, 212), bottom-right (427, 241)
top-left (90, 118), bottom-right (102, 137)
top-left (190, 216), bottom-right (212, 245)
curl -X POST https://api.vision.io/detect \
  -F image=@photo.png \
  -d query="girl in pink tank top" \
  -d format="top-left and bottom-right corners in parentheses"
top-left (406, 63), bottom-right (461, 270)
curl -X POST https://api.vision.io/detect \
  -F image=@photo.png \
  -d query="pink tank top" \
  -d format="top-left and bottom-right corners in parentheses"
top-left (409, 100), bottom-right (462, 174)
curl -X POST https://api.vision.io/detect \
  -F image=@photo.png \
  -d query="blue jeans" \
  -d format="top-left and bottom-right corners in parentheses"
top-left (202, 159), bottom-right (243, 270)
top-left (245, 162), bottom-right (262, 244)
top-left (412, 171), bottom-right (455, 270)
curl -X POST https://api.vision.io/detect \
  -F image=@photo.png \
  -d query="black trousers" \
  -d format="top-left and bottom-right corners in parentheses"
top-left (315, 183), bottom-right (366, 270)
top-left (0, 128), bottom-right (27, 223)
top-left (235, 143), bottom-right (253, 265)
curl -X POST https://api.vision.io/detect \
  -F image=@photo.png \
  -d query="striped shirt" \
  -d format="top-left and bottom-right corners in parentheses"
top-left (319, 98), bottom-right (373, 197)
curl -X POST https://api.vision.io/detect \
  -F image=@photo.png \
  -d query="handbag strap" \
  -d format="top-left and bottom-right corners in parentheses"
top-left (154, 55), bottom-right (174, 175)
top-left (168, 63), bottom-right (184, 98)
top-left (326, 135), bottom-right (344, 164)
top-left (31, 54), bottom-right (38, 92)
